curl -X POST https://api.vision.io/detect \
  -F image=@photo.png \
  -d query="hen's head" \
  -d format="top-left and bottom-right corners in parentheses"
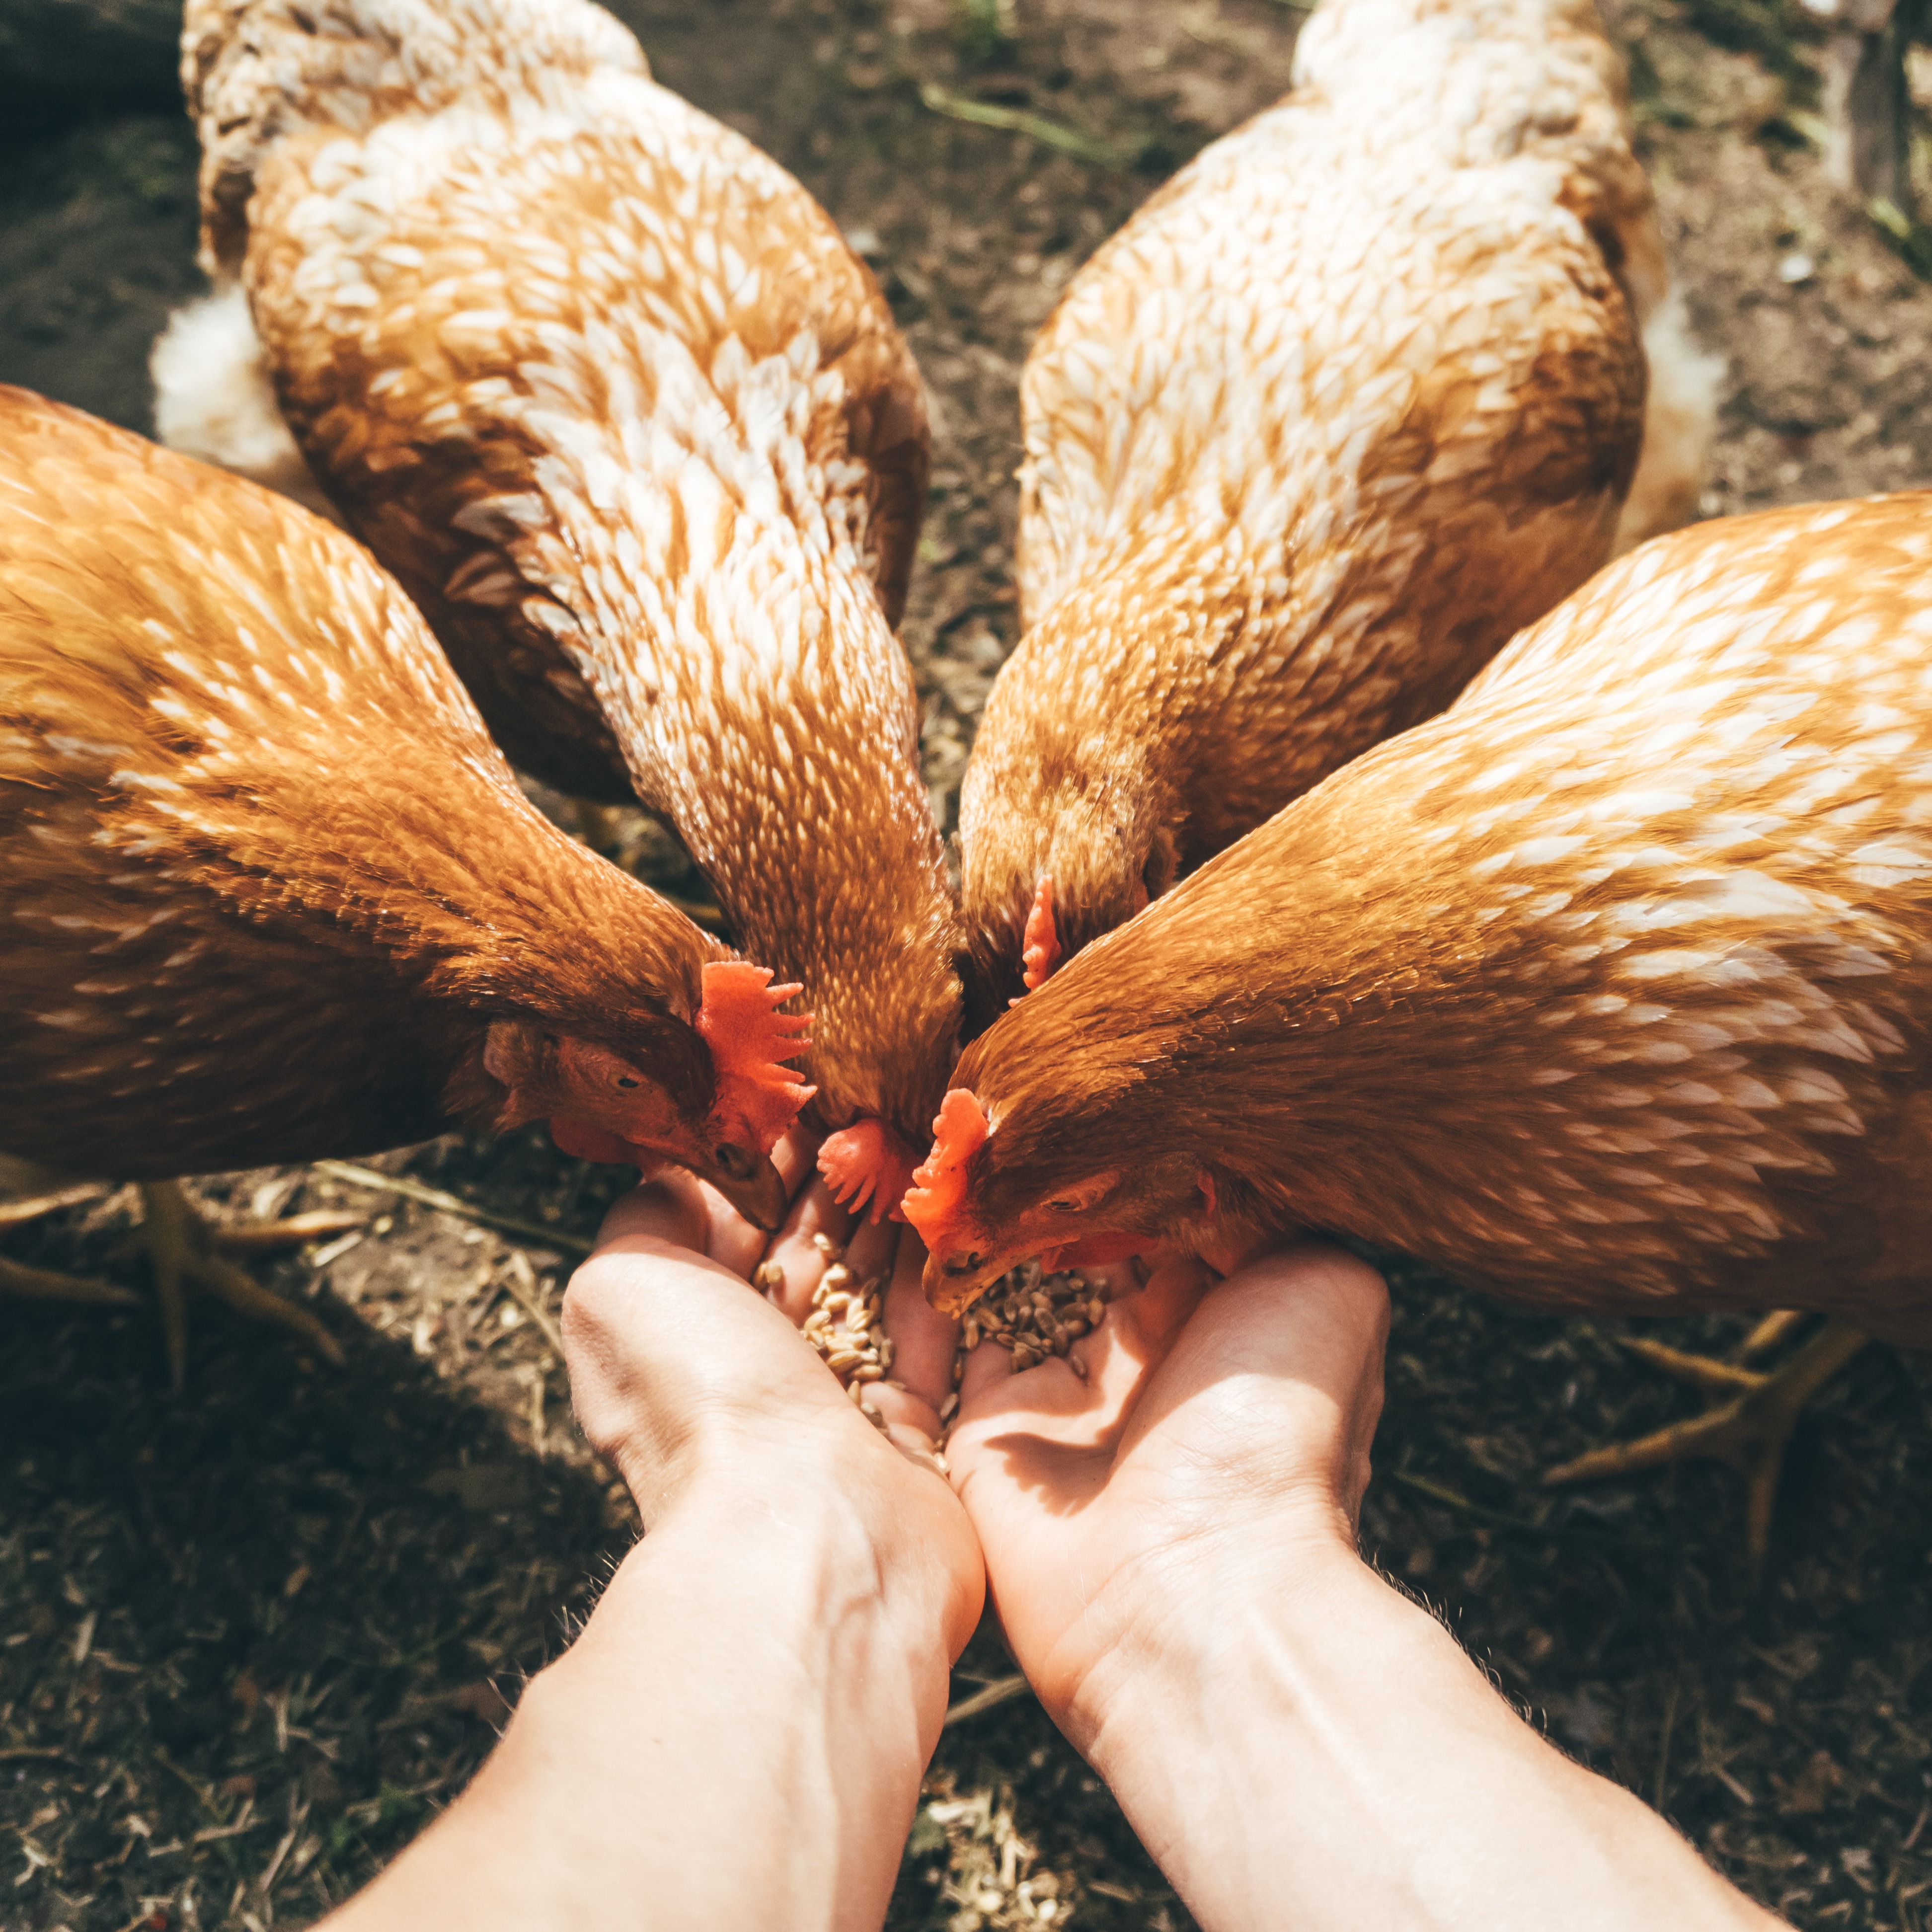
top-left (958, 762), bottom-right (1176, 1025)
top-left (902, 1084), bottom-right (1224, 1314)
top-left (484, 962), bottom-right (814, 1231)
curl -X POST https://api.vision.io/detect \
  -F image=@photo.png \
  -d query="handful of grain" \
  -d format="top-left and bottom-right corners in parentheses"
top-left (760, 1243), bottom-right (1113, 1445)
top-left (955, 1262), bottom-right (1111, 1386)
top-left (757, 1233), bottom-right (897, 1433)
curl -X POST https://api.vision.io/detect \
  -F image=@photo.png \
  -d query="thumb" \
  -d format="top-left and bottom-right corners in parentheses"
top-left (562, 1199), bottom-right (854, 1521)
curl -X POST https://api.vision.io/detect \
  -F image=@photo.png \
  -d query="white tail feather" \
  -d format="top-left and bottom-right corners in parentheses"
top-left (150, 289), bottom-right (341, 526)
top-left (1612, 288), bottom-right (1724, 557)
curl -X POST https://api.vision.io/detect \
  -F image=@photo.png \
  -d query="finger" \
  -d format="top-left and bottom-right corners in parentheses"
top-left (843, 1208), bottom-right (900, 1295)
top-left (760, 1166), bottom-right (857, 1323)
top-left (878, 1228), bottom-right (958, 1414)
top-left (704, 1125), bottom-right (823, 1281)
top-left (596, 1171), bottom-right (711, 1254)
top-left (881, 1425), bottom-right (952, 1483)
top-left (1108, 1250), bottom-right (1214, 1366)
top-left (1111, 1241), bottom-right (1391, 1498)
top-left (693, 1176), bottom-right (776, 1279)
top-left (771, 1125), bottom-right (817, 1195)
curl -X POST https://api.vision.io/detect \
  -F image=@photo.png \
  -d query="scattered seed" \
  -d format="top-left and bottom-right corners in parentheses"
top-left (803, 1265), bottom-right (894, 1395)
top-left (939, 1392), bottom-right (959, 1421)
top-left (754, 1260), bottom-right (784, 1293)
top-left (945, 1261), bottom-right (1104, 1409)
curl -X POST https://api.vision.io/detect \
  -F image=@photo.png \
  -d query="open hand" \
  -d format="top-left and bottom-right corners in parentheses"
top-left (740, 1133), bottom-right (963, 1449)
top-left (943, 1241), bottom-right (1389, 1745)
top-left (561, 1152), bottom-right (982, 1654)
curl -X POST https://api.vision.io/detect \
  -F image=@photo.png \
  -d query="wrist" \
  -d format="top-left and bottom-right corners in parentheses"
top-left (1070, 1547), bottom-right (1420, 1932)
top-left (1038, 1496), bottom-right (1362, 1753)
top-left (628, 1453), bottom-right (966, 1681)
top-left (342, 1450), bottom-right (958, 1932)
top-left (1066, 1520), bottom-right (1370, 1767)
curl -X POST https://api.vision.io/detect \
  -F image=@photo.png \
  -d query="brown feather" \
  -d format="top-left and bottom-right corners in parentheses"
top-left (178, 0), bottom-right (960, 1151)
top-left (928, 496), bottom-right (1932, 1347)
top-left (0, 388), bottom-right (728, 1178)
top-left (956, 0), bottom-right (1695, 1018)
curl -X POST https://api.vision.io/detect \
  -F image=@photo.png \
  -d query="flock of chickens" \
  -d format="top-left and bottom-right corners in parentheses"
top-left (2, 0), bottom-right (1928, 1557)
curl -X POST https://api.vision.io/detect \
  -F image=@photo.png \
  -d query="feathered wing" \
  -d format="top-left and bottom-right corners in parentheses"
top-left (168, 0), bottom-right (930, 796)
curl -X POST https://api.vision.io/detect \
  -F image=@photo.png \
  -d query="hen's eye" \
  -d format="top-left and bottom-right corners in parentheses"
top-left (1047, 1199), bottom-right (1079, 1213)
top-left (616, 1075), bottom-right (640, 1089)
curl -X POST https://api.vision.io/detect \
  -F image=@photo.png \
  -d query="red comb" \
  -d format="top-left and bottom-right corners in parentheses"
top-left (899, 1088), bottom-right (991, 1248)
top-left (1021, 874), bottom-right (1062, 993)
top-left (818, 1118), bottom-right (920, 1225)
top-left (697, 961), bottom-right (816, 1155)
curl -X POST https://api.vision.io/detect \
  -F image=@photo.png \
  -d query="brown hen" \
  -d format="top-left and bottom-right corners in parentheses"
top-left (1, 390), bottom-right (810, 1384)
top-left (957, 0), bottom-right (1719, 1018)
top-left (909, 496), bottom-right (1932, 1556)
top-left (155, 0), bottom-right (959, 1225)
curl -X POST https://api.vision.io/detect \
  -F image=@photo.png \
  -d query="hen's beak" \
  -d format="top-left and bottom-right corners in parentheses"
top-left (695, 1143), bottom-right (791, 1233)
top-left (920, 1243), bottom-right (1016, 1319)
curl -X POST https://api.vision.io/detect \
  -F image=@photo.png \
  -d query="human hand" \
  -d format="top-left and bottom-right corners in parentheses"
top-left (561, 1154), bottom-right (982, 1654)
top-left (745, 1136), bottom-right (963, 1448)
top-left (943, 1241), bottom-right (1389, 1747)
top-left (331, 1160), bottom-right (986, 1932)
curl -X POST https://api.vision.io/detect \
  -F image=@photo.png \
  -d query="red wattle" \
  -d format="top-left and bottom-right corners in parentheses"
top-left (549, 1116), bottom-right (665, 1176)
top-left (1046, 1232), bottom-right (1151, 1270)
top-left (817, 1119), bottom-right (920, 1226)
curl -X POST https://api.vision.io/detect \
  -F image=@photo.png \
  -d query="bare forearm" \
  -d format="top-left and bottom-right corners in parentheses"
top-left (328, 1490), bottom-right (949, 1932)
top-left (1078, 1550), bottom-right (1783, 1932)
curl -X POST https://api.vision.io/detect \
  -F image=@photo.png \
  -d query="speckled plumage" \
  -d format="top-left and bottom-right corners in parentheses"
top-left (922, 497), bottom-right (1932, 1344)
top-left (0, 388), bottom-right (735, 1181)
top-left (170, 0), bottom-right (960, 1157)
top-left (958, 0), bottom-right (1715, 1014)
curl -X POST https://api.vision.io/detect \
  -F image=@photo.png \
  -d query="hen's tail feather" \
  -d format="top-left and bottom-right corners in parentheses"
top-left (151, 287), bottom-right (339, 521)
top-left (1612, 287), bottom-right (1724, 557)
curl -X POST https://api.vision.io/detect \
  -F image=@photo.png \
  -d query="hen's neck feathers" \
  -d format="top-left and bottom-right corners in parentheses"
top-left (2, 391), bottom-right (712, 1058)
top-left (199, 0), bottom-right (960, 1141)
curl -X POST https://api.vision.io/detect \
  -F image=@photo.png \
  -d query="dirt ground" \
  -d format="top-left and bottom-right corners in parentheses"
top-left (4, 0), bottom-right (1932, 1928)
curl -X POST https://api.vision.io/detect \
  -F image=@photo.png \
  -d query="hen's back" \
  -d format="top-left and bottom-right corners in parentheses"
top-left (0, 388), bottom-right (515, 1170)
top-left (167, 0), bottom-right (929, 801)
top-left (1016, 0), bottom-right (1688, 634)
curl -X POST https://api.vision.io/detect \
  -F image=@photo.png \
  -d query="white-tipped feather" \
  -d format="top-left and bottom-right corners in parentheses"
top-left (1612, 287), bottom-right (1724, 556)
top-left (151, 288), bottom-right (340, 525)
